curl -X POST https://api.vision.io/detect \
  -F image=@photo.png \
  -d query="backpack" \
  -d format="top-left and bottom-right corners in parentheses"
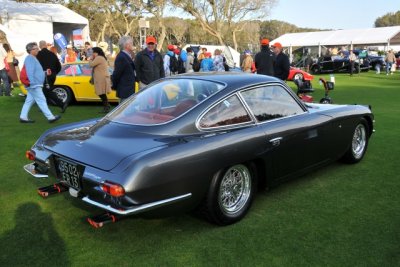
top-left (177, 56), bottom-right (186, 74)
top-left (169, 54), bottom-right (178, 73)
top-left (192, 56), bottom-right (200, 72)
top-left (20, 65), bottom-right (30, 87)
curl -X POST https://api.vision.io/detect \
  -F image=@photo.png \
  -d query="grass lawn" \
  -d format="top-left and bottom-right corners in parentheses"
top-left (0, 71), bottom-right (399, 267)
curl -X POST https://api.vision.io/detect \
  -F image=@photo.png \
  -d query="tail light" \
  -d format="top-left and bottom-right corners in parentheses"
top-left (26, 150), bottom-right (36, 161)
top-left (101, 181), bottom-right (125, 197)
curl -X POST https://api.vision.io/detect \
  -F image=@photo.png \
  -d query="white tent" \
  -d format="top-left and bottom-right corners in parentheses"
top-left (0, 0), bottom-right (90, 58)
top-left (183, 44), bottom-right (241, 68)
top-left (270, 26), bottom-right (400, 56)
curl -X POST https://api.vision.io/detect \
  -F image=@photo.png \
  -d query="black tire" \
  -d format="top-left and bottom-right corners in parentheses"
top-left (202, 163), bottom-right (257, 225)
top-left (52, 86), bottom-right (73, 105)
top-left (311, 66), bottom-right (320, 74)
top-left (341, 118), bottom-right (369, 164)
top-left (319, 97), bottom-right (332, 104)
top-left (293, 72), bottom-right (304, 81)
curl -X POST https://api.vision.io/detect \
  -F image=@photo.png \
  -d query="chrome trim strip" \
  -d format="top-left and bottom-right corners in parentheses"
top-left (82, 193), bottom-right (192, 215)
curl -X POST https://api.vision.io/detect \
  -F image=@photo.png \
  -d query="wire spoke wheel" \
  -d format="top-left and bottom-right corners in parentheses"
top-left (352, 123), bottom-right (367, 160)
top-left (218, 165), bottom-right (251, 215)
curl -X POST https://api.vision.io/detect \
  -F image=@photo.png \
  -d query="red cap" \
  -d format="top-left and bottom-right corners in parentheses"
top-left (205, 52), bottom-right (212, 57)
top-left (260, 39), bottom-right (269, 45)
top-left (272, 42), bottom-right (282, 49)
top-left (167, 44), bottom-right (174, 51)
top-left (146, 36), bottom-right (156, 44)
top-left (174, 49), bottom-right (180, 55)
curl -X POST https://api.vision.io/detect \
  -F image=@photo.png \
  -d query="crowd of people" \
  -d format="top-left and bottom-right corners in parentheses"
top-left (1, 35), bottom-right (398, 124)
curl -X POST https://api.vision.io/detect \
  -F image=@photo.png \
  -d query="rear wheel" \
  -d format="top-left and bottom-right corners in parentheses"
top-left (341, 118), bottom-right (369, 163)
top-left (202, 164), bottom-right (256, 225)
top-left (52, 86), bottom-right (73, 105)
top-left (311, 66), bottom-right (320, 74)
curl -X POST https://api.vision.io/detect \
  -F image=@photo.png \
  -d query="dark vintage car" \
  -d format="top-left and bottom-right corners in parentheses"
top-left (24, 73), bottom-right (374, 227)
top-left (353, 49), bottom-right (386, 72)
top-left (310, 55), bottom-right (370, 74)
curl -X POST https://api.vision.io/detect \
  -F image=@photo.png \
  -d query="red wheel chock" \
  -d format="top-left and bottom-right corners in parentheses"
top-left (37, 183), bottom-right (68, 198)
top-left (87, 213), bottom-right (118, 228)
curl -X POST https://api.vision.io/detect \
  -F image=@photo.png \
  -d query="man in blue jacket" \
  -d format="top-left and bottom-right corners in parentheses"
top-left (112, 36), bottom-right (136, 103)
top-left (19, 42), bottom-right (61, 123)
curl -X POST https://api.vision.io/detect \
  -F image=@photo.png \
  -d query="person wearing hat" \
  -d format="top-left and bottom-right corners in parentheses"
top-left (163, 44), bottom-right (176, 76)
top-left (134, 36), bottom-right (165, 90)
top-left (241, 50), bottom-right (254, 73)
top-left (200, 52), bottom-right (213, 72)
top-left (271, 42), bottom-right (290, 81)
top-left (254, 38), bottom-right (275, 76)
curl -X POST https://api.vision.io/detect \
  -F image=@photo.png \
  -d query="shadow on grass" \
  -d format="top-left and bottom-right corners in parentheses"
top-left (0, 202), bottom-right (70, 266)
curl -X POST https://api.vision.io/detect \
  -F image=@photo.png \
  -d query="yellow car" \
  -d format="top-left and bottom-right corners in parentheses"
top-left (20, 62), bottom-right (137, 104)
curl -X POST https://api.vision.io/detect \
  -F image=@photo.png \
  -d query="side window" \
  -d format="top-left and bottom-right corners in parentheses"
top-left (241, 85), bottom-right (304, 122)
top-left (199, 94), bottom-right (252, 128)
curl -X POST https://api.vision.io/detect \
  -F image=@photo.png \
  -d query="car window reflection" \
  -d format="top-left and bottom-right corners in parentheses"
top-left (241, 85), bottom-right (304, 122)
top-left (109, 79), bottom-right (225, 125)
top-left (199, 95), bottom-right (251, 128)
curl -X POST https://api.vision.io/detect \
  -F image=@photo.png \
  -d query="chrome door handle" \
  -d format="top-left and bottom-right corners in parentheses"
top-left (269, 137), bottom-right (282, 146)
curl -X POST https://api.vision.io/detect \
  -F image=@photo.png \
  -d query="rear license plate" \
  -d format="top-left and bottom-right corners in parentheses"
top-left (56, 158), bottom-right (84, 189)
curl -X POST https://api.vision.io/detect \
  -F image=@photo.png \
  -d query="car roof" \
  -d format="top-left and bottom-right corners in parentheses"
top-left (164, 72), bottom-right (281, 90)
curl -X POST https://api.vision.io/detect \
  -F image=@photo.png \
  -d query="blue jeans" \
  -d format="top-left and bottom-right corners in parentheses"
top-left (386, 62), bottom-right (393, 74)
top-left (20, 86), bottom-right (56, 120)
top-left (0, 68), bottom-right (11, 96)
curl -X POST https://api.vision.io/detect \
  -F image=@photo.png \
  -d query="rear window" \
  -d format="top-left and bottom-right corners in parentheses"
top-left (108, 79), bottom-right (225, 125)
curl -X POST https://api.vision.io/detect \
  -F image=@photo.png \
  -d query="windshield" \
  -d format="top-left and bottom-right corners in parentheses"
top-left (108, 79), bottom-right (225, 125)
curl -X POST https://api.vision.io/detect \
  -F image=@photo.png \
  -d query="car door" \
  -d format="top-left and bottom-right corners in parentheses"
top-left (240, 84), bottom-right (332, 181)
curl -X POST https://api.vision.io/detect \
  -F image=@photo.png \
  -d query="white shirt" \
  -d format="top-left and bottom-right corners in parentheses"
top-left (0, 44), bottom-right (7, 70)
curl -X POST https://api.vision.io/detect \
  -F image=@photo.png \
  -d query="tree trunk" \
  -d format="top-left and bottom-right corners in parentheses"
top-left (157, 20), bottom-right (166, 51)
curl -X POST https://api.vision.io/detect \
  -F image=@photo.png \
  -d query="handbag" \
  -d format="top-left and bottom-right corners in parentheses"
top-left (12, 57), bottom-right (19, 66)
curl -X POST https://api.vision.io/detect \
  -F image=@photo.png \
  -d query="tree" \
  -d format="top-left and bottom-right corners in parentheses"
top-left (142, 0), bottom-right (168, 51)
top-left (375, 11), bottom-right (400, 27)
top-left (171, 0), bottom-right (276, 48)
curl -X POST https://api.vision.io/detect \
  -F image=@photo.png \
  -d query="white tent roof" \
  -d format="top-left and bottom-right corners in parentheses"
top-left (270, 26), bottom-right (400, 47)
top-left (0, 0), bottom-right (88, 25)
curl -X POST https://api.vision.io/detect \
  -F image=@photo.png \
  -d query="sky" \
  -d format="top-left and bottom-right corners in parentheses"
top-left (268, 0), bottom-right (399, 30)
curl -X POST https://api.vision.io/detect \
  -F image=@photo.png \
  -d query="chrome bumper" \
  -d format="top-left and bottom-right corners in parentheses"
top-left (82, 193), bottom-right (192, 215)
top-left (23, 163), bottom-right (48, 178)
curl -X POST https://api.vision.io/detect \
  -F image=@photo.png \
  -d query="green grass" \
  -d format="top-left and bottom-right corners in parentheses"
top-left (1, 71), bottom-right (399, 267)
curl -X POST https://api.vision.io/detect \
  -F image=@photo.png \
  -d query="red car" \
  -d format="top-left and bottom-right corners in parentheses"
top-left (288, 67), bottom-right (314, 81)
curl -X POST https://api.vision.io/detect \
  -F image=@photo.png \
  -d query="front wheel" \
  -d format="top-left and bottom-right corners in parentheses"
top-left (202, 164), bottom-right (256, 225)
top-left (341, 119), bottom-right (369, 163)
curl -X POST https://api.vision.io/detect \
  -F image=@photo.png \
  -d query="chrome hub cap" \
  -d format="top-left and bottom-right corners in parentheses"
top-left (352, 124), bottom-right (367, 159)
top-left (218, 165), bottom-right (251, 215)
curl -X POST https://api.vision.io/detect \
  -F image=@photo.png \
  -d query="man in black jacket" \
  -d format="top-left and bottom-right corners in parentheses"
top-left (112, 36), bottom-right (135, 103)
top-left (36, 40), bottom-right (66, 112)
top-left (254, 38), bottom-right (275, 76)
top-left (134, 36), bottom-right (165, 90)
top-left (271, 42), bottom-right (290, 81)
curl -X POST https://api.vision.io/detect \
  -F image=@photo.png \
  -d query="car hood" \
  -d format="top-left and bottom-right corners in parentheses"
top-left (41, 120), bottom-right (173, 171)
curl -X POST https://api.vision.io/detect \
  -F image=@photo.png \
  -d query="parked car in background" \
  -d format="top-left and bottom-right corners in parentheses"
top-left (20, 62), bottom-right (136, 105)
top-left (310, 55), bottom-right (370, 74)
top-left (353, 49), bottom-right (386, 72)
top-left (24, 73), bottom-right (374, 228)
top-left (287, 67), bottom-right (314, 81)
